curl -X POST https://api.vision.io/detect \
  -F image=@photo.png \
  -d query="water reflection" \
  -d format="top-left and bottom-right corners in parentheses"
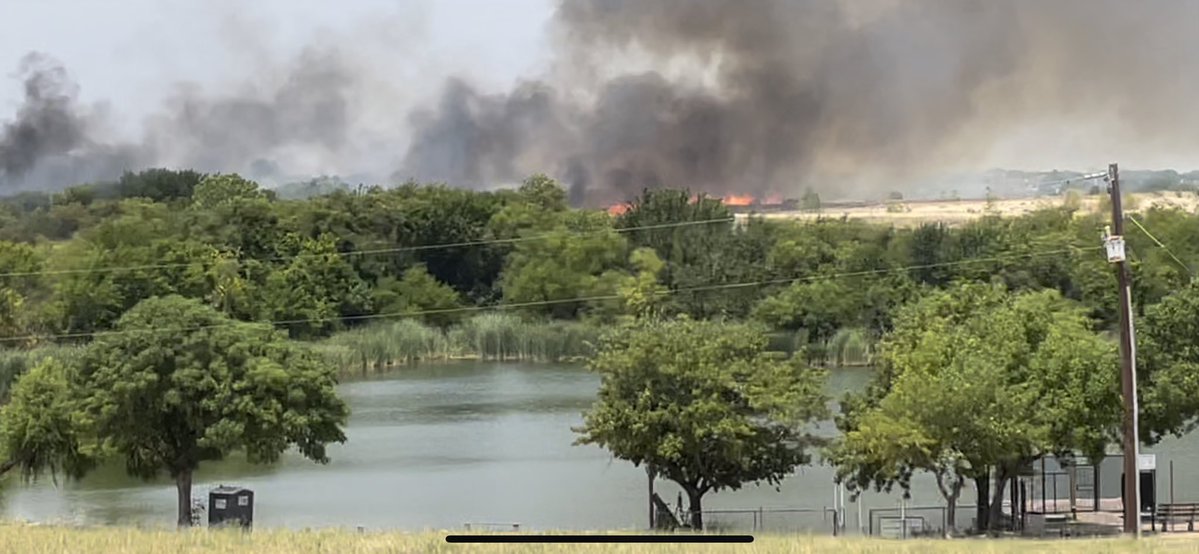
top-left (8, 361), bottom-right (1182, 532)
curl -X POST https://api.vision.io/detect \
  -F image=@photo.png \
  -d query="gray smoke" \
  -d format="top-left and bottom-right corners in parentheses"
top-left (0, 53), bottom-right (142, 188)
top-left (0, 48), bottom-right (361, 191)
top-left (7, 1), bottom-right (1199, 200)
top-left (399, 0), bottom-right (1199, 204)
top-left (143, 47), bottom-right (353, 176)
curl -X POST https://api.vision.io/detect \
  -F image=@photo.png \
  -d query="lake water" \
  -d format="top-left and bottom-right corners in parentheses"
top-left (2, 361), bottom-right (1198, 533)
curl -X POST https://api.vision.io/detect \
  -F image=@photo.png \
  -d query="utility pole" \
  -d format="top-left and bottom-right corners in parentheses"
top-left (1106, 162), bottom-right (1142, 537)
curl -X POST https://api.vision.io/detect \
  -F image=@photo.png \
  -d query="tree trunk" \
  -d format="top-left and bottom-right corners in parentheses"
top-left (989, 467), bottom-right (1010, 534)
top-left (175, 468), bottom-right (194, 528)
top-left (974, 473), bottom-right (991, 533)
top-left (935, 472), bottom-right (964, 537)
top-left (685, 487), bottom-right (704, 530)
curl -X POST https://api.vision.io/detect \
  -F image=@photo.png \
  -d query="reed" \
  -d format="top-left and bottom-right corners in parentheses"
top-left (765, 328), bottom-right (875, 367)
top-left (318, 314), bottom-right (600, 376)
top-left (827, 327), bottom-right (874, 367)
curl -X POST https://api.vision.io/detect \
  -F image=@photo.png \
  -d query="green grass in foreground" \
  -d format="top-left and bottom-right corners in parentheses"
top-left (2, 525), bottom-right (1196, 554)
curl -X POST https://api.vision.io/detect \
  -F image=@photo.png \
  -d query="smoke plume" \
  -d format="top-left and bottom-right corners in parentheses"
top-left (0, 48), bottom-right (365, 191)
top-left (0, 53), bottom-right (141, 188)
top-left (400, 0), bottom-right (1199, 203)
top-left (5, 1), bottom-right (1199, 201)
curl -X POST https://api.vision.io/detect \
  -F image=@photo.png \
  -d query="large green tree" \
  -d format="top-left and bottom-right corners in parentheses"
top-left (260, 234), bottom-right (372, 338)
top-left (1140, 279), bottom-right (1199, 442)
top-left (831, 283), bottom-right (1120, 534)
top-left (500, 210), bottom-right (628, 319)
top-left (371, 264), bottom-right (464, 328)
top-left (0, 296), bottom-right (349, 526)
top-left (575, 318), bottom-right (827, 529)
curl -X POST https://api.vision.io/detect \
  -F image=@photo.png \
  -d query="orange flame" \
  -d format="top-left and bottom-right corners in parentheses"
top-left (606, 203), bottom-right (630, 216)
top-left (722, 194), bottom-right (756, 206)
top-left (763, 194), bottom-right (783, 205)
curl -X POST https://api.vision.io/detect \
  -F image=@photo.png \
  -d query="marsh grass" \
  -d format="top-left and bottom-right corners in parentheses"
top-left (766, 328), bottom-right (874, 368)
top-left (318, 314), bottom-right (599, 376)
top-left (0, 524), bottom-right (1190, 554)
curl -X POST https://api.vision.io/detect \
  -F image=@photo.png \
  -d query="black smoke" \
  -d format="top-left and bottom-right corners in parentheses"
top-left (399, 0), bottom-right (1199, 204)
top-left (7, 1), bottom-right (1199, 200)
top-left (0, 53), bottom-right (141, 188)
top-left (0, 48), bottom-right (360, 191)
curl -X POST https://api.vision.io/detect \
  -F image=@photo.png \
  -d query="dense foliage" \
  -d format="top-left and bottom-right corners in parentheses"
top-left (0, 169), bottom-right (1193, 358)
top-left (575, 318), bottom-right (828, 530)
top-left (0, 167), bottom-right (1197, 533)
top-left (828, 284), bottom-right (1121, 533)
top-left (0, 296), bottom-right (348, 526)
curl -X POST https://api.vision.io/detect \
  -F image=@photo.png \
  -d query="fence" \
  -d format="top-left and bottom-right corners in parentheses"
top-left (463, 522), bottom-right (521, 532)
top-left (688, 507), bottom-right (841, 534)
top-left (867, 505), bottom-right (974, 537)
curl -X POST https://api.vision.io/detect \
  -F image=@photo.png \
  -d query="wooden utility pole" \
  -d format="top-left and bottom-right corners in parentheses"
top-left (1107, 162), bottom-right (1142, 537)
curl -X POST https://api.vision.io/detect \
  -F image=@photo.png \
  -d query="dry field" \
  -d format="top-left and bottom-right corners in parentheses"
top-left (4, 524), bottom-right (1199, 554)
top-left (746, 192), bottom-right (1199, 227)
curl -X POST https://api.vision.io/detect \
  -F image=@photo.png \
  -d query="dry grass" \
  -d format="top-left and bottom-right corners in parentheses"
top-left (749, 192), bottom-right (1199, 228)
top-left (3, 525), bottom-right (1198, 554)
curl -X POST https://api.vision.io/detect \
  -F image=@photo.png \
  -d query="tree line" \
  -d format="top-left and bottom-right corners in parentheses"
top-left (0, 169), bottom-right (1194, 348)
top-left (0, 168), bottom-right (1197, 532)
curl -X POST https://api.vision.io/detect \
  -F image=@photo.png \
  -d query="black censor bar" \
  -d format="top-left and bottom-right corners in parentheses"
top-left (446, 534), bottom-right (754, 544)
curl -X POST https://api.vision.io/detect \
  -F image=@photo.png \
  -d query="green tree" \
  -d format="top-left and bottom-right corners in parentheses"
top-left (371, 264), bottom-right (464, 328)
top-left (801, 188), bottom-right (822, 213)
top-left (617, 248), bottom-right (669, 320)
top-left (114, 169), bottom-right (206, 202)
top-left (44, 208), bottom-right (217, 335)
top-left (575, 318), bottom-right (828, 529)
top-left (0, 296), bottom-right (349, 526)
top-left (191, 174), bottom-right (267, 208)
top-left (261, 234), bottom-right (372, 338)
top-left (388, 183), bottom-right (509, 301)
top-left (753, 278), bottom-right (863, 361)
top-left (1140, 280), bottom-right (1199, 442)
top-left (0, 241), bottom-right (46, 342)
top-left (832, 283), bottom-right (1120, 533)
top-left (517, 174), bottom-right (568, 212)
top-left (0, 358), bottom-right (94, 481)
top-left (500, 211), bottom-right (628, 319)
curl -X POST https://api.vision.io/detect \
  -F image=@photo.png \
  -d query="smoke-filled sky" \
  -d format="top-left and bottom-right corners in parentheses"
top-left (3, 0), bottom-right (1199, 203)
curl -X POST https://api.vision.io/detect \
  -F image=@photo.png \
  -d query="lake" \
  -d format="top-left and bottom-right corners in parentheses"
top-left (2, 361), bottom-right (1198, 533)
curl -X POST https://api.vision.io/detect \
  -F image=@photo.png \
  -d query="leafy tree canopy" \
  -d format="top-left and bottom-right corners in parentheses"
top-left (0, 295), bottom-right (349, 526)
top-left (575, 317), bottom-right (827, 529)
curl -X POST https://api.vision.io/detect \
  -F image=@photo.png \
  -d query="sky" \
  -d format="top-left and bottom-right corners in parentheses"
top-left (2, 0), bottom-right (1197, 199)
top-left (0, 0), bottom-right (554, 140)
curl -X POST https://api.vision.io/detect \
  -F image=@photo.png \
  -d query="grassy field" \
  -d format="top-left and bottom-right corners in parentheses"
top-left (4, 525), bottom-right (1198, 554)
top-left (748, 191), bottom-right (1199, 227)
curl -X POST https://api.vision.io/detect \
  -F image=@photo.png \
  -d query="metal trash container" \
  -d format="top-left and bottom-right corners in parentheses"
top-left (208, 485), bottom-right (254, 529)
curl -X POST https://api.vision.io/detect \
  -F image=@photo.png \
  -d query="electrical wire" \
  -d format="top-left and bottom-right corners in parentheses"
top-left (0, 244), bottom-right (1102, 344)
top-left (0, 217), bottom-right (735, 279)
top-left (1024, 171), bottom-right (1110, 191)
top-left (1127, 215), bottom-right (1194, 276)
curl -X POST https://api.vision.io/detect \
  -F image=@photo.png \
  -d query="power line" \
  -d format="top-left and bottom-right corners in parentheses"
top-left (0, 217), bottom-right (735, 279)
top-left (1026, 171), bottom-right (1109, 191)
top-left (1126, 214), bottom-right (1194, 276)
top-left (0, 245), bottom-right (1102, 344)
